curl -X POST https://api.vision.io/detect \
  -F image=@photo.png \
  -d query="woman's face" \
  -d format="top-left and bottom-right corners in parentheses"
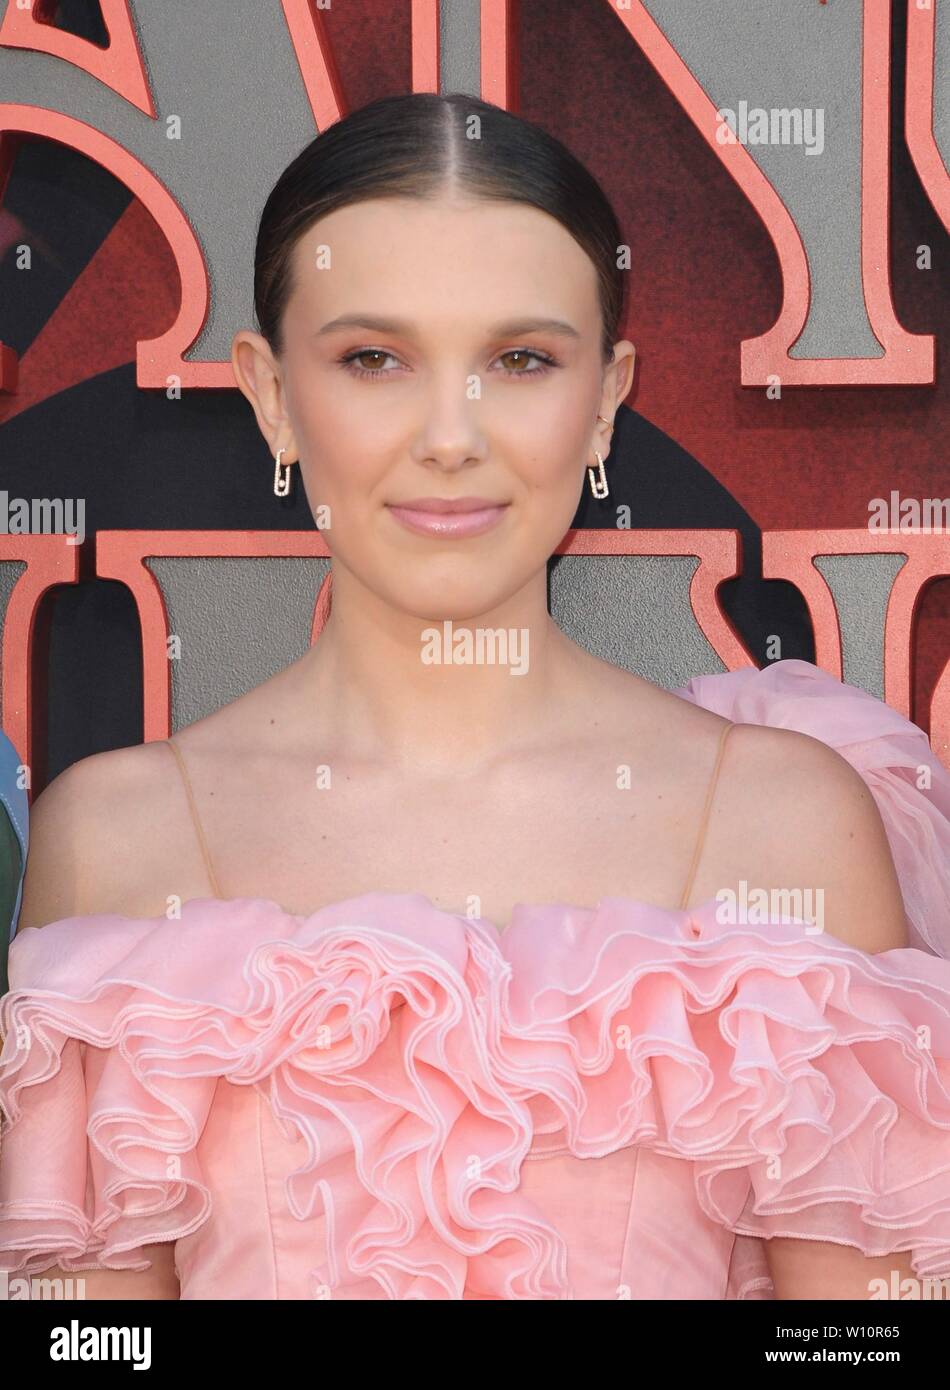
top-left (234, 195), bottom-right (634, 620)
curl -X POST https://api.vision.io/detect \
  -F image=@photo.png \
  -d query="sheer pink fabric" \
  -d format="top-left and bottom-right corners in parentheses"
top-left (1, 658), bottom-right (948, 1299)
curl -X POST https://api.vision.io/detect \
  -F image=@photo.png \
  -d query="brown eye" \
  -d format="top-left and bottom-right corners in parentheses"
top-left (500, 350), bottom-right (529, 370)
top-left (496, 349), bottom-right (557, 377)
top-left (340, 348), bottom-right (400, 378)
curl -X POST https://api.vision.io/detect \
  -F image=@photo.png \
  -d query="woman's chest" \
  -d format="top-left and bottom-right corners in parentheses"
top-left (215, 764), bottom-right (703, 924)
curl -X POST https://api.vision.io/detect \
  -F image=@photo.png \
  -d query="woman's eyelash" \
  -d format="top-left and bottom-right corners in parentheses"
top-left (337, 347), bottom-right (560, 380)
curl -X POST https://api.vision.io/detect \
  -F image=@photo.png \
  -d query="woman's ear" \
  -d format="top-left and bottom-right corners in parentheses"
top-left (231, 329), bottom-right (299, 462)
top-left (613, 341), bottom-right (637, 404)
top-left (597, 341), bottom-right (637, 433)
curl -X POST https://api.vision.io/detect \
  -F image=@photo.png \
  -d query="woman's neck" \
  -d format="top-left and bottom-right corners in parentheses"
top-left (293, 566), bottom-right (596, 776)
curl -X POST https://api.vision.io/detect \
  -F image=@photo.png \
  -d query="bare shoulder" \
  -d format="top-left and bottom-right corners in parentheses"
top-left (17, 738), bottom-right (187, 932)
top-left (16, 663), bottom-right (313, 935)
top-left (691, 720), bottom-right (908, 953)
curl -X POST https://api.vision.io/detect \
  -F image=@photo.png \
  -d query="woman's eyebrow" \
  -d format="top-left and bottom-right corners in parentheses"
top-left (313, 313), bottom-right (581, 340)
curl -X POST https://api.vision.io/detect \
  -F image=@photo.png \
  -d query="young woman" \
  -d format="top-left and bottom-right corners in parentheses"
top-left (1, 93), bottom-right (949, 1302)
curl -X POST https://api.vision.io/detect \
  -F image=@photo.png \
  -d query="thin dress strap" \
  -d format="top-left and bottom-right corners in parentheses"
top-left (677, 720), bottom-right (737, 911)
top-left (164, 738), bottom-right (224, 899)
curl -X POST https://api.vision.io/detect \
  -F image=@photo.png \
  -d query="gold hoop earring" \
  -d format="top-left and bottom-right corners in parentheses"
top-left (588, 450), bottom-right (608, 499)
top-left (273, 447), bottom-right (294, 498)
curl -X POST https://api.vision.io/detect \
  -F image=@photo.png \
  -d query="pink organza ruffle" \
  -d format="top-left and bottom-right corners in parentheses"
top-left (1, 891), bottom-right (949, 1296)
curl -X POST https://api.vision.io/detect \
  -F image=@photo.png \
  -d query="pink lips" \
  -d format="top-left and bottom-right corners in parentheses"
top-left (386, 497), bottom-right (510, 538)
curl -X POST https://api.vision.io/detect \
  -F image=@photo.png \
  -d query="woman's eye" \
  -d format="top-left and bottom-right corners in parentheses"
top-left (340, 348), bottom-right (400, 378)
top-left (495, 349), bottom-right (556, 377)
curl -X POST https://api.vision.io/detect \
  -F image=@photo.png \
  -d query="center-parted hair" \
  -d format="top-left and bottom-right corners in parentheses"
top-left (253, 92), bottom-right (626, 366)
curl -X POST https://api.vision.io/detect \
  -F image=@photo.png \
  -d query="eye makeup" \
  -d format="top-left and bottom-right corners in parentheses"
top-left (337, 346), bottom-right (561, 380)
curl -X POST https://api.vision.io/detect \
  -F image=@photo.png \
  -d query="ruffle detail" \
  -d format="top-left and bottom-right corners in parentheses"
top-left (675, 658), bottom-right (950, 958)
top-left (493, 899), bottom-right (950, 1282)
top-left (2, 891), bottom-right (950, 1296)
top-left (0, 897), bottom-right (571, 1296)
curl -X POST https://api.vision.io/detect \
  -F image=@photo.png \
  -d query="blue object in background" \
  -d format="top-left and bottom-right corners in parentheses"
top-left (0, 732), bottom-right (29, 994)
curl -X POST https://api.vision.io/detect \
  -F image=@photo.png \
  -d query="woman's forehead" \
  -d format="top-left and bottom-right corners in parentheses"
top-left (286, 199), bottom-right (599, 326)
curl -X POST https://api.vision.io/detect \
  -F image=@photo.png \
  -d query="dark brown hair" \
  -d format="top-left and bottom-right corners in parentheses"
top-left (253, 92), bottom-right (626, 366)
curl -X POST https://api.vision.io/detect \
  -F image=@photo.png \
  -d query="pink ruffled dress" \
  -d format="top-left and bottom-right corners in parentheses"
top-left (1, 658), bottom-right (950, 1300)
